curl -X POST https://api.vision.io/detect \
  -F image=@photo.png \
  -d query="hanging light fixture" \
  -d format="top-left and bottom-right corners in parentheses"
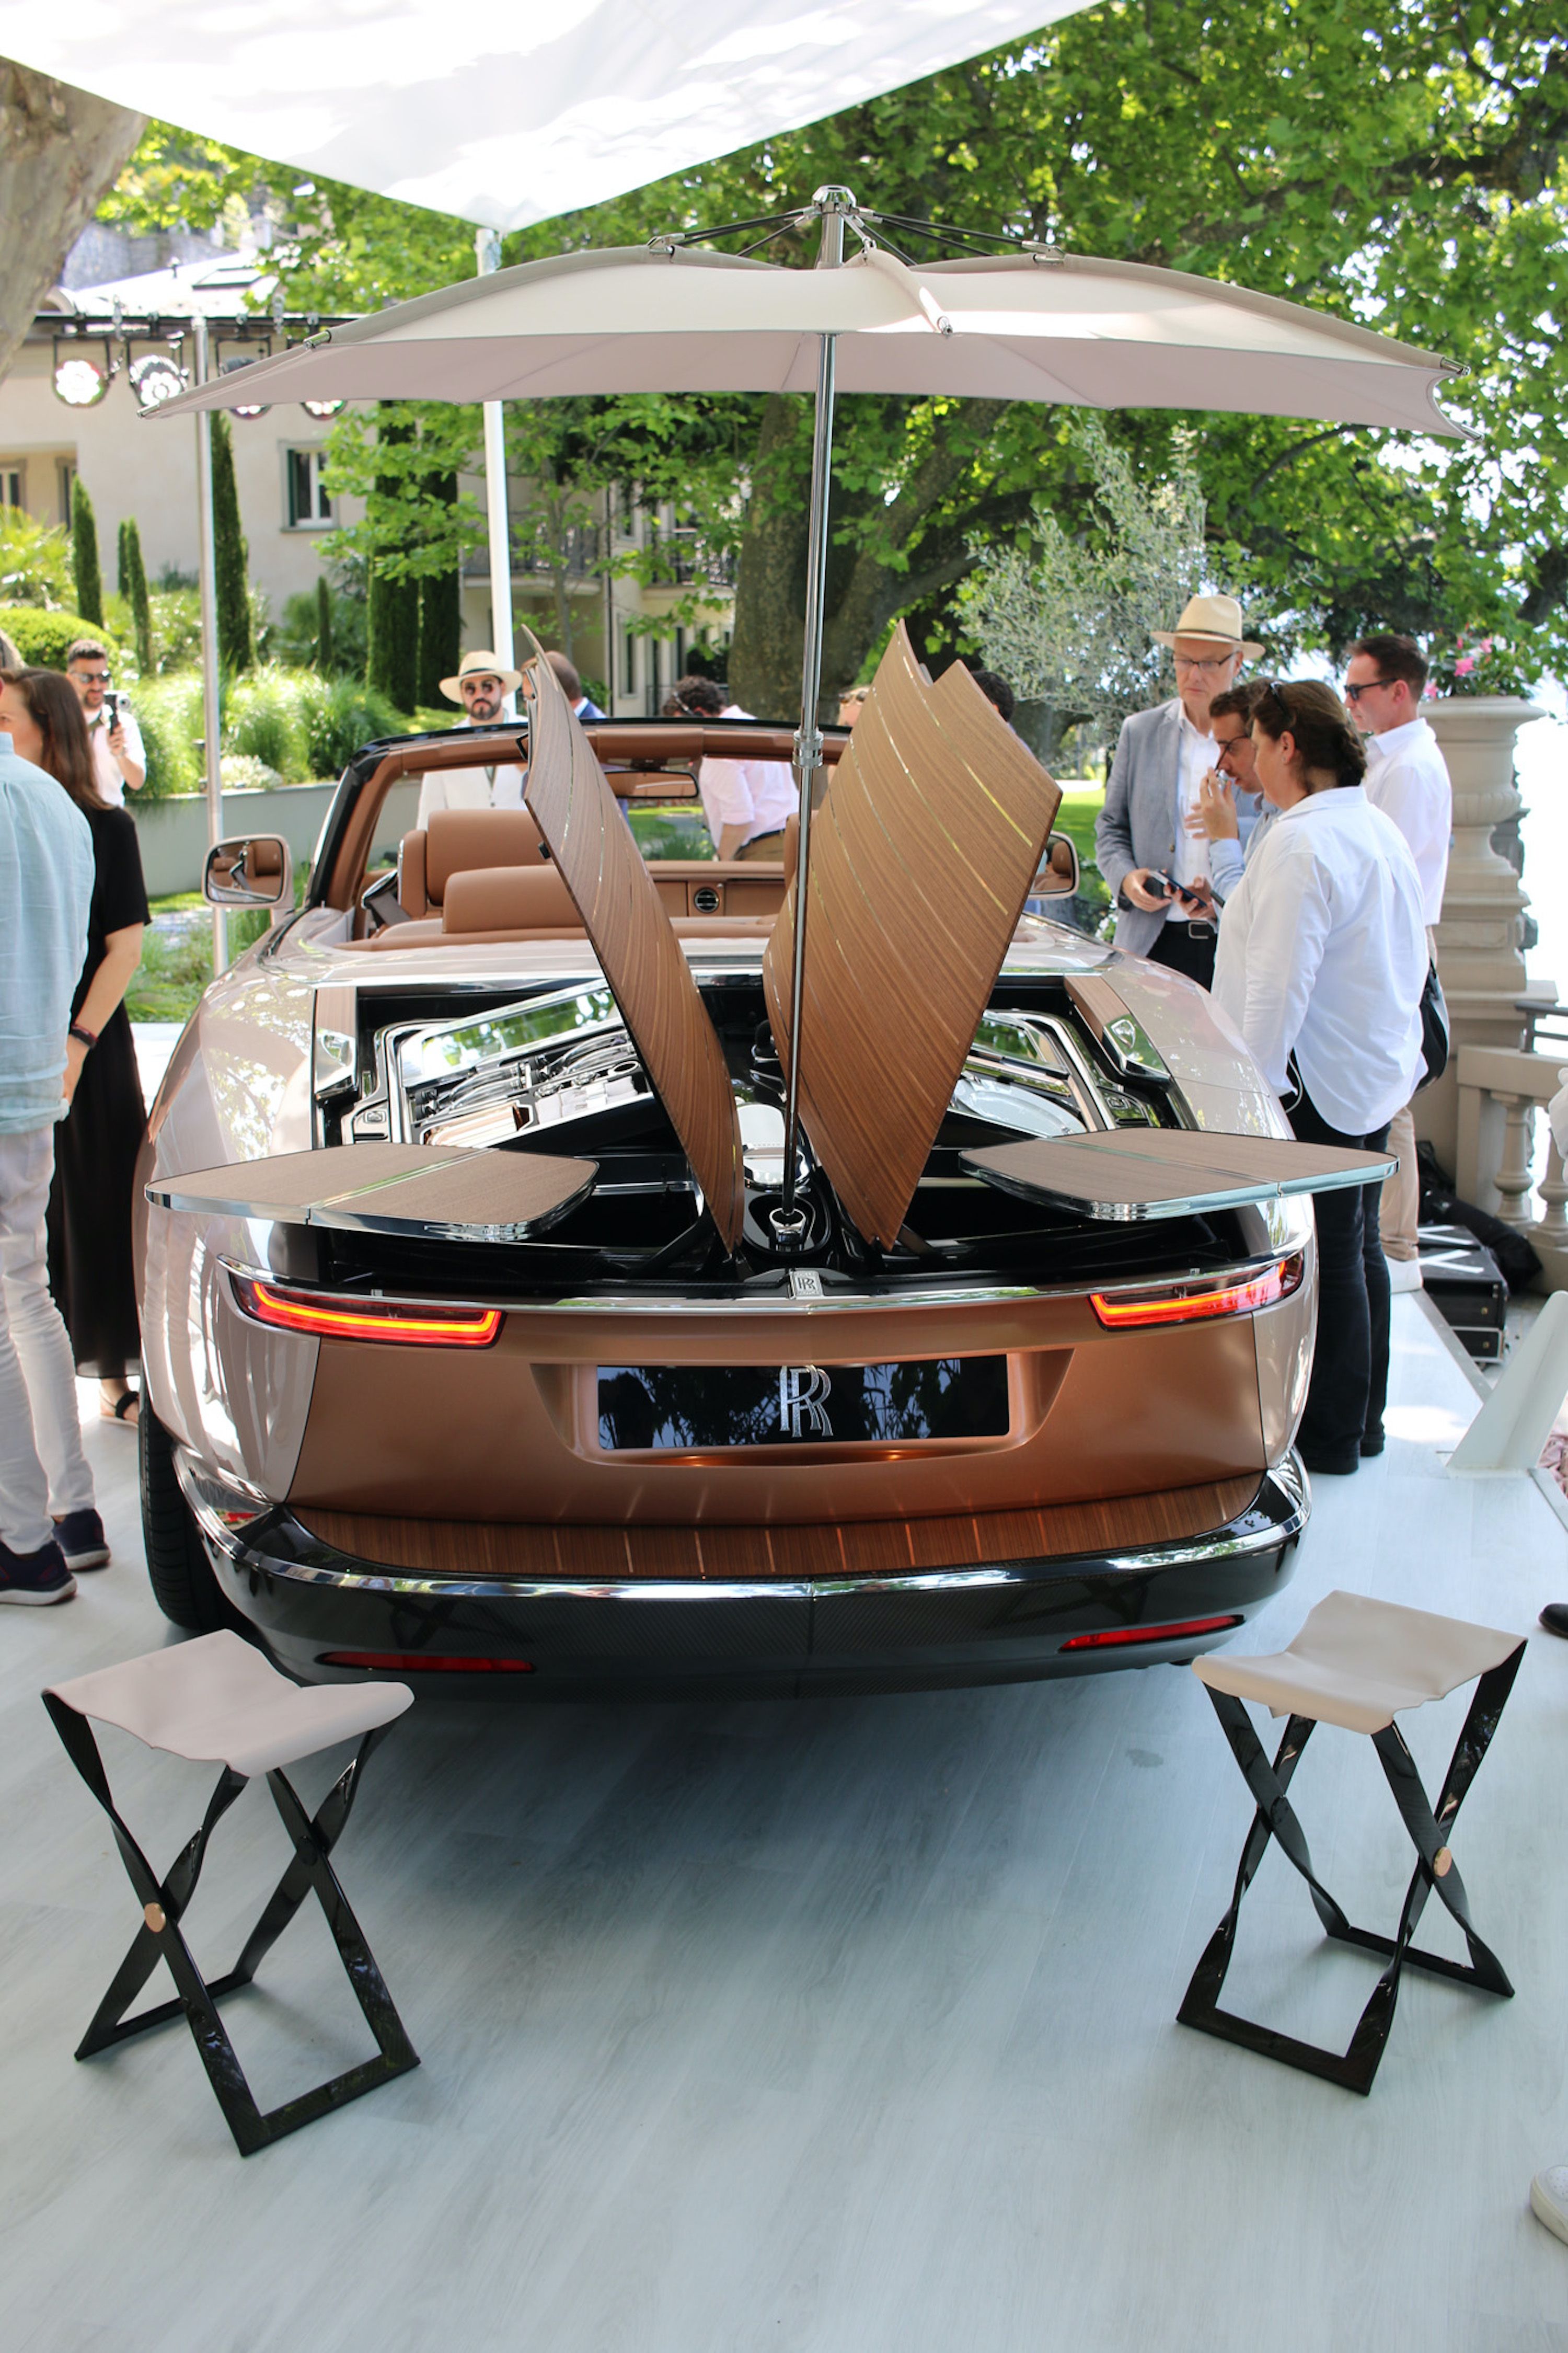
top-left (129, 351), bottom-right (187, 411)
top-left (301, 398), bottom-right (345, 419)
top-left (52, 337), bottom-right (110, 408)
top-left (221, 351), bottom-right (270, 418)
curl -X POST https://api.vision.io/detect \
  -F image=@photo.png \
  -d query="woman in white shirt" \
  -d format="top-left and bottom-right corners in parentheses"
top-left (1213, 680), bottom-right (1427, 1476)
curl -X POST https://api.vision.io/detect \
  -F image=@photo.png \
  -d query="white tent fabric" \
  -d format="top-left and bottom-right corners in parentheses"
top-left (0, 3), bottom-right (1094, 232)
top-left (156, 242), bottom-right (1465, 438)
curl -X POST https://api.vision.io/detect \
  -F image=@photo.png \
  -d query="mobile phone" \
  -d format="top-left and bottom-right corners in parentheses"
top-left (103, 689), bottom-right (122, 725)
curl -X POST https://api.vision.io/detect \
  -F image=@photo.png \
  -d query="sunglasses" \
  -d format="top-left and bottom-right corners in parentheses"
top-left (1344, 678), bottom-right (1397, 703)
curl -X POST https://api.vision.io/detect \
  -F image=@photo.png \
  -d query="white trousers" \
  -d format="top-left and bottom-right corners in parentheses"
top-left (0, 1125), bottom-right (95, 1553)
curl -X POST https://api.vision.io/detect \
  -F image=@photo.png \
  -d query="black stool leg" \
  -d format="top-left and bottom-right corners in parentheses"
top-left (44, 1701), bottom-right (419, 2155)
top-left (1178, 1647), bottom-right (1524, 2094)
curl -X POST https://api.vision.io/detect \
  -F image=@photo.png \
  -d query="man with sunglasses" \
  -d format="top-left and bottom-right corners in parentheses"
top-left (1094, 594), bottom-right (1262, 986)
top-left (65, 639), bottom-right (144, 807)
top-left (1344, 633), bottom-right (1451, 1288)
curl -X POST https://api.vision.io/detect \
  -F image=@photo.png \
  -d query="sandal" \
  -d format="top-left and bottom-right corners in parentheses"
top-left (100, 1388), bottom-right (140, 1428)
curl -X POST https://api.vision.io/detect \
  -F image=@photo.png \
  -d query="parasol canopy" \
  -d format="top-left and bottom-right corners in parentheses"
top-left (155, 239), bottom-right (1463, 438)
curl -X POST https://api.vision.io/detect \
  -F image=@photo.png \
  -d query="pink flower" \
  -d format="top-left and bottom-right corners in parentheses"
top-left (1455, 655), bottom-right (1476, 675)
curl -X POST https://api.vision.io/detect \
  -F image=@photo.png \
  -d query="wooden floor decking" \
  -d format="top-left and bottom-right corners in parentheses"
top-left (3, 1295), bottom-right (1566, 2353)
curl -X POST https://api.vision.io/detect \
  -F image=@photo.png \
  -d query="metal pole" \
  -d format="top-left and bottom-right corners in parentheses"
top-left (775, 187), bottom-right (851, 1239)
top-left (192, 314), bottom-right (227, 976)
top-left (476, 230), bottom-right (516, 711)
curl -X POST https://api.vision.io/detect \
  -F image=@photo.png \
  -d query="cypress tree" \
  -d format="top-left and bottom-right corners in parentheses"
top-left (315, 575), bottom-right (334, 672)
top-left (365, 411), bottom-right (418, 709)
top-left (71, 478), bottom-right (103, 625)
top-left (121, 516), bottom-right (153, 674)
top-left (117, 516), bottom-right (130, 596)
top-left (416, 472), bottom-right (461, 708)
top-left (210, 414), bottom-right (252, 673)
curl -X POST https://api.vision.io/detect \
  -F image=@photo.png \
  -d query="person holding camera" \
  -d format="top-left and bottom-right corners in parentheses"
top-left (66, 638), bottom-right (145, 806)
top-left (1213, 680), bottom-right (1427, 1475)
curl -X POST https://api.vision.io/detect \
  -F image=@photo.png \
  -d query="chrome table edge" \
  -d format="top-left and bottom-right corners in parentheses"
top-left (176, 1450), bottom-right (1307, 1606)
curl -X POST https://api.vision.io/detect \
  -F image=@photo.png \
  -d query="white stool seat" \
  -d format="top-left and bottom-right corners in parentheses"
top-left (47, 1631), bottom-right (411, 1779)
top-left (1194, 1589), bottom-right (1521, 1736)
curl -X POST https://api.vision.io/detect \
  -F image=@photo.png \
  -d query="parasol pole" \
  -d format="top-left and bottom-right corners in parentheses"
top-left (476, 229), bottom-right (517, 716)
top-left (774, 185), bottom-right (851, 1242)
top-left (192, 313), bottom-right (227, 977)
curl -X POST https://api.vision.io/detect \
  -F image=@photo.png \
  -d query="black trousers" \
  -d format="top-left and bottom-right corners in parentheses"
top-left (1146, 919), bottom-right (1216, 989)
top-left (1290, 1089), bottom-right (1392, 1472)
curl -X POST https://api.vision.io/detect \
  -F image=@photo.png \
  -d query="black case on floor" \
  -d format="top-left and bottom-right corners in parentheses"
top-left (1417, 1224), bottom-right (1508, 1361)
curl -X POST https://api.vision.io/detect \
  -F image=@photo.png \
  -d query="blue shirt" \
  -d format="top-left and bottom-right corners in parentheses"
top-left (0, 735), bottom-right (94, 1133)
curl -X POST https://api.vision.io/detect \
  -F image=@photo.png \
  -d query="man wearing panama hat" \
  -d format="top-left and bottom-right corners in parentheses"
top-left (1094, 593), bottom-right (1263, 986)
top-left (413, 650), bottom-right (527, 829)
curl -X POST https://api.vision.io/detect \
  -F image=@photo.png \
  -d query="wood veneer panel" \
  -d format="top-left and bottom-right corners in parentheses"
top-left (296, 1477), bottom-right (1259, 1585)
top-left (520, 626), bottom-right (745, 1248)
top-left (764, 625), bottom-right (1060, 1246)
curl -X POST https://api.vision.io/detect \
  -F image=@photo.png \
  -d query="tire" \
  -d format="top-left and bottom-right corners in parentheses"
top-left (139, 1396), bottom-right (234, 1632)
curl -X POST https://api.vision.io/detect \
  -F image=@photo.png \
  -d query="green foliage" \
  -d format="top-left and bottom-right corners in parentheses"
top-left (1430, 636), bottom-right (1544, 699)
top-left (0, 512), bottom-right (75, 609)
top-left (131, 673), bottom-right (204, 796)
top-left (0, 604), bottom-right (122, 669)
top-left (209, 415), bottom-right (252, 673)
top-left (70, 481), bottom-right (103, 627)
top-left (316, 575), bottom-right (334, 672)
top-left (118, 519), bottom-right (153, 673)
top-left (146, 587), bottom-right (203, 673)
top-left (226, 669), bottom-right (307, 778)
top-left (298, 676), bottom-right (408, 776)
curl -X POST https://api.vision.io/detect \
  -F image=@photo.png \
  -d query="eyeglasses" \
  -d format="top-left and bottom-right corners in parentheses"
top-left (71, 669), bottom-right (110, 684)
top-left (1172, 653), bottom-right (1236, 675)
top-left (1344, 678), bottom-right (1397, 703)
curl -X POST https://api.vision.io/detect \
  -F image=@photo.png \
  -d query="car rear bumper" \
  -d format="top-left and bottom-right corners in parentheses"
top-left (178, 1451), bottom-right (1308, 1698)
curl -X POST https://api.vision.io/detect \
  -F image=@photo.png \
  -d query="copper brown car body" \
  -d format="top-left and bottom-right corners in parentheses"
top-left (136, 646), bottom-right (1321, 1697)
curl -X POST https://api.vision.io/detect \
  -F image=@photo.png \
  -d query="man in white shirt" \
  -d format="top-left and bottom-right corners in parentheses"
top-left (414, 650), bottom-right (526, 830)
top-left (66, 639), bottom-right (144, 807)
top-left (1344, 632), bottom-right (1452, 1288)
top-left (676, 675), bottom-right (797, 860)
top-left (1094, 593), bottom-right (1263, 987)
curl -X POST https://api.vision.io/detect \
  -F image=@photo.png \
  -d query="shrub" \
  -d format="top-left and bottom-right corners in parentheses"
top-left (132, 674), bottom-right (204, 797)
top-left (71, 480), bottom-right (104, 625)
top-left (148, 587), bottom-right (203, 673)
top-left (299, 675), bottom-right (408, 776)
top-left (226, 668), bottom-right (307, 779)
top-left (0, 605), bottom-right (125, 670)
top-left (0, 511), bottom-right (75, 608)
top-left (211, 416), bottom-right (252, 672)
top-left (220, 752), bottom-right (282, 791)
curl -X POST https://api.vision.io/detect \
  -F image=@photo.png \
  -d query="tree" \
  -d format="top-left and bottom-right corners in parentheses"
top-left (0, 66), bottom-right (144, 388)
top-left (956, 417), bottom-right (1212, 759)
top-left (364, 410), bottom-right (419, 706)
top-left (415, 473), bottom-right (461, 707)
top-left (315, 575), bottom-right (334, 672)
top-left (71, 479), bottom-right (103, 626)
top-left (209, 414), bottom-right (252, 672)
top-left (118, 517), bottom-right (153, 673)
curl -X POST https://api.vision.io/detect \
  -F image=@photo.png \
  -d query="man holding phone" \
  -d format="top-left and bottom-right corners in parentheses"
top-left (65, 638), bottom-right (145, 806)
top-left (1094, 594), bottom-right (1262, 986)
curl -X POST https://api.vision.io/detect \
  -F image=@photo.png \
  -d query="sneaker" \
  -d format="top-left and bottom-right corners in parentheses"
top-left (53, 1508), bottom-right (109, 1571)
top-left (0, 1537), bottom-right (77, 1605)
top-left (1387, 1257), bottom-right (1424, 1294)
top-left (1531, 2165), bottom-right (1568, 2246)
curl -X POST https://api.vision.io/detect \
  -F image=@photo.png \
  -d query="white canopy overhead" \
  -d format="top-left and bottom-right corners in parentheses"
top-left (0, 2), bottom-right (1094, 232)
top-left (156, 240), bottom-right (1465, 438)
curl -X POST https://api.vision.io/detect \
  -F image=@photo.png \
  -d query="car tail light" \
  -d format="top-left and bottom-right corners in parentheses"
top-left (232, 1273), bottom-right (502, 1347)
top-left (1089, 1252), bottom-right (1304, 1330)
top-left (319, 1651), bottom-right (535, 1673)
top-left (1060, 1613), bottom-right (1243, 1652)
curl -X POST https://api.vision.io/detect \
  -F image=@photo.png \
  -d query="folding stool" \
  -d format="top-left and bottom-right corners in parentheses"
top-left (44, 1632), bottom-right (418, 2154)
top-left (1178, 1588), bottom-right (1525, 2094)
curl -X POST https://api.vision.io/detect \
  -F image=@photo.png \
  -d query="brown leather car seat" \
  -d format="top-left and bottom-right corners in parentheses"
top-left (398, 807), bottom-right (550, 917)
top-left (442, 866), bottom-right (580, 935)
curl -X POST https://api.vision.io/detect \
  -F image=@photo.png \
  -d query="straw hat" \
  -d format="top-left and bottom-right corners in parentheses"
top-left (1151, 594), bottom-right (1262, 658)
top-left (440, 648), bottom-right (524, 702)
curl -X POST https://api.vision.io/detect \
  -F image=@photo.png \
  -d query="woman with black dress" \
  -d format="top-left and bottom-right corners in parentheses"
top-left (0, 669), bottom-right (148, 1426)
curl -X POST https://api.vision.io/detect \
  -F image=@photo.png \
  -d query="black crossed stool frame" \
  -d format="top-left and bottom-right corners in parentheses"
top-left (43, 1632), bottom-right (419, 2155)
top-left (1178, 1589), bottom-right (1526, 2095)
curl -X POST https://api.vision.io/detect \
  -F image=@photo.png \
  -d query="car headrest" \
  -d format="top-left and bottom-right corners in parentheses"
top-left (441, 865), bottom-right (581, 935)
top-left (424, 808), bottom-right (550, 902)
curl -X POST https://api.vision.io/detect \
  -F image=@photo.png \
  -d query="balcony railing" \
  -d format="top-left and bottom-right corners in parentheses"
top-left (1455, 1042), bottom-right (1568, 1291)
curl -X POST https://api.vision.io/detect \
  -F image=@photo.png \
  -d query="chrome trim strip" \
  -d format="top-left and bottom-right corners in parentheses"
top-left (177, 1451), bottom-right (1307, 1605)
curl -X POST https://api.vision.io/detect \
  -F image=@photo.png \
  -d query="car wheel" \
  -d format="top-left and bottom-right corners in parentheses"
top-left (139, 1396), bottom-right (234, 1633)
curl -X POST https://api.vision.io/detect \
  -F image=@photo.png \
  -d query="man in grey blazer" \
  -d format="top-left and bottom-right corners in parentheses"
top-left (1094, 593), bottom-right (1262, 986)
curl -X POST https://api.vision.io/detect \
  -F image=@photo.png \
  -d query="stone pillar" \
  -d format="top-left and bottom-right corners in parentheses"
top-left (1415, 695), bottom-right (1546, 1173)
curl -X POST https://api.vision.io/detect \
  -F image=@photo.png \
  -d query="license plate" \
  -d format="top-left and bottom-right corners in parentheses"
top-left (597, 1358), bottom-right (1009, 1450)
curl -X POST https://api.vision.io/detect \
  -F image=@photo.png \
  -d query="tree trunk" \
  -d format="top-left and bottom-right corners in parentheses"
top-left (0, 66), bottom-right (144, 387)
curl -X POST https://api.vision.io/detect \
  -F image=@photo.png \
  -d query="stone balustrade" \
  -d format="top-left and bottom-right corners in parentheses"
top-left (1454, 1042), bottom-right (1568, 1291)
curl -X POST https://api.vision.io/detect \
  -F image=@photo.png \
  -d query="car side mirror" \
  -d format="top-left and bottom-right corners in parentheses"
top-left (204, 834), bottom-right (293, 921)
top-left (1031, 832), bottom-right (1080, 896)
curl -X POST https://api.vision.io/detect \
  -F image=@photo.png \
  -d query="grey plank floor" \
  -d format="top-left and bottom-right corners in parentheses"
top-left (4, 1297), bottom-right (1567, 2353)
